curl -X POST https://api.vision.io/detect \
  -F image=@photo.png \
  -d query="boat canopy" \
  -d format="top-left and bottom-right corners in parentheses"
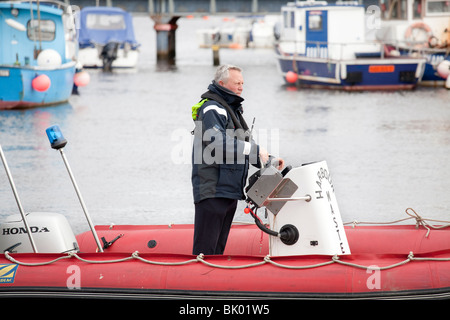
top-left (0, 2), bottom-right (68, 66)
top-left (79, 6), bottom-right (140, 48)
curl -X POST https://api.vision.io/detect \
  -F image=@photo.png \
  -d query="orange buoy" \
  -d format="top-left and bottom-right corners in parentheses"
top-left (74, 71), bottom-right (90, 87)
top-left (31, 74), bottom-right (51, 92)
top-left (285, 71), bottom-right (298, 83)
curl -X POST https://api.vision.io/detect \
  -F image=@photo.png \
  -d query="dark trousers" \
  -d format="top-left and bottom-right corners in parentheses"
top-left (192, 198), bottom-right (238, 255)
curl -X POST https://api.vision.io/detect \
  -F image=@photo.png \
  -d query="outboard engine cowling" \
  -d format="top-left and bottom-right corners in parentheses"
top-left (0, 212), bottom-right (78, 253)
top-left (100, 41), bottom-right (120, 71)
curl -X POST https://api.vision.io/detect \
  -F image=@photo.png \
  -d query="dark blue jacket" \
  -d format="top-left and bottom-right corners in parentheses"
top-left (191, 81), bottom-right (260, 203)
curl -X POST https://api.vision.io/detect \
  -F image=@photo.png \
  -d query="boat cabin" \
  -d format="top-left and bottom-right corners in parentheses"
top-left (377, 0), bottom-right (449, 48)
top-left (380, 0), bottom-right (450, 21)
top-left (279, 1), bottom-right (381, 60)
top-left (0, 2), bottom-right (77, 67)
top-left (78, 6), bottom-right (139, 49)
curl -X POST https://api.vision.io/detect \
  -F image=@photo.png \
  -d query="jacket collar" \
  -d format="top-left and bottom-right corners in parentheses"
top-left (208, 81), bottom-right (244, 110)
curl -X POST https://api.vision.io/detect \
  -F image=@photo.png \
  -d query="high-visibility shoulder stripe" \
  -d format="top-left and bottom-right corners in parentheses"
top-left (203, 105), bottom-right (228, 119)
top-left (243, 141), bottom-right (251, 155)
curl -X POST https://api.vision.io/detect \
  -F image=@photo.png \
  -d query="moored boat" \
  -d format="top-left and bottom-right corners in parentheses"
top-left (0, 1), bottom-right (78, 109)
top-left (78, 6), bottom-right (140, 70)
top-left (275, 0), bottom-right (427, 90)
top-left (375, 0), bottom-right (450, 87)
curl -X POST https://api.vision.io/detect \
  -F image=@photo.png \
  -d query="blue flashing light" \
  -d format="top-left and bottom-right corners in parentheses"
top-left (45, 125), bottom-right (67, 149)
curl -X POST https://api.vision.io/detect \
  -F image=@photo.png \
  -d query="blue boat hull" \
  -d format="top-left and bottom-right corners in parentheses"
top-left (403, 50), bottom-right (448, 84)
top-left (0, 62), bottom-right (76, 109)
top-left (276, 52), bottom-right (424, 90)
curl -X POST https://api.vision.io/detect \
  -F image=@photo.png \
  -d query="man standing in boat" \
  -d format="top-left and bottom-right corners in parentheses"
top-left (191, 64), bottom-right (283, 255)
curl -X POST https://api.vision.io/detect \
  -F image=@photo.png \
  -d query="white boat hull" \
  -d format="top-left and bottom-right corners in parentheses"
top-left (78, 47), bottom-right (139, 68)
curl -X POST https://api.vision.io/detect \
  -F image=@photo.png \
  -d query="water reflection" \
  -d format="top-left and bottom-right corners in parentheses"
top-left (0, 16), bottom-right (449, 235)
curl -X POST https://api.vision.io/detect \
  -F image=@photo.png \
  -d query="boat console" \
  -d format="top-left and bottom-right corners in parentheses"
top-left (246, 160), bottom-right (350, 256)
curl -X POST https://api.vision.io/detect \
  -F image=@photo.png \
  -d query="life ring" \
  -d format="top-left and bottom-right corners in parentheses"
top-left (404, 22), bottom-right (433, 48)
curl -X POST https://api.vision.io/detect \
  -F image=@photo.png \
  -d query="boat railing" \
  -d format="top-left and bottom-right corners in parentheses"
top-left (381, 39), bottom-right (450, 54)
top-left (276, 39), bottom-right (437, 60)
top-left (7, 0), bottom-right (71, 10)
top-left (277, 39), bottom-right (385, 60)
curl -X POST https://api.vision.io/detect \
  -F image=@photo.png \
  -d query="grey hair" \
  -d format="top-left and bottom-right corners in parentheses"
top-left (214, 64), bottom-right (242, 83)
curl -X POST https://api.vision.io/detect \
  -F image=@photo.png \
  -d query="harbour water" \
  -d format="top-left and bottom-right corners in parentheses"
top-left (0, 15), bottom-right (449, 235)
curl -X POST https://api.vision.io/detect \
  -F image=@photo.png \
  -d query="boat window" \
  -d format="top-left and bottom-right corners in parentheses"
top-left (27, 20), bottom-right (56, 41)
top-left (412, 0), bottom-right (422, 18)
top-left (380, 0), bottom-right (408, 20)
top-left (426, 0), bottom-right (450, 15)
top-left (283, 10), bottom-right (294, 28)
top-left (283, 11), bottom-right (288, 28)
top-left (308, 14), bottom-right (323, 31)
top-left (86, 13), bottom-right (126, 30)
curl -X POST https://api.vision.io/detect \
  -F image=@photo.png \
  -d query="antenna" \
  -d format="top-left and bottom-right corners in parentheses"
top-left (0, 145), bottom-right (38, 253)
top-left (45, 125), bottom-right (104, 252)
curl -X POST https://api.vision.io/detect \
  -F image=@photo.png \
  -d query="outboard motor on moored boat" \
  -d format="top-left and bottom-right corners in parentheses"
top-left (246, 160), bottom-right (350, 256)
top-left (100, 41), bottom-right (120, 71)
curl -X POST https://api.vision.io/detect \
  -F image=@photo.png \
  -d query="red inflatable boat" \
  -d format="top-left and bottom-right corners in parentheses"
top-left (1, 126), bottom-right (450, 301)
top-left (1, 217), bottom-right (450, 300)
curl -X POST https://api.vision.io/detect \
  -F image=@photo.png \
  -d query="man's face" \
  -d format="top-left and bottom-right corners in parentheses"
top-left (219, 69), bottom-right (244, 96)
